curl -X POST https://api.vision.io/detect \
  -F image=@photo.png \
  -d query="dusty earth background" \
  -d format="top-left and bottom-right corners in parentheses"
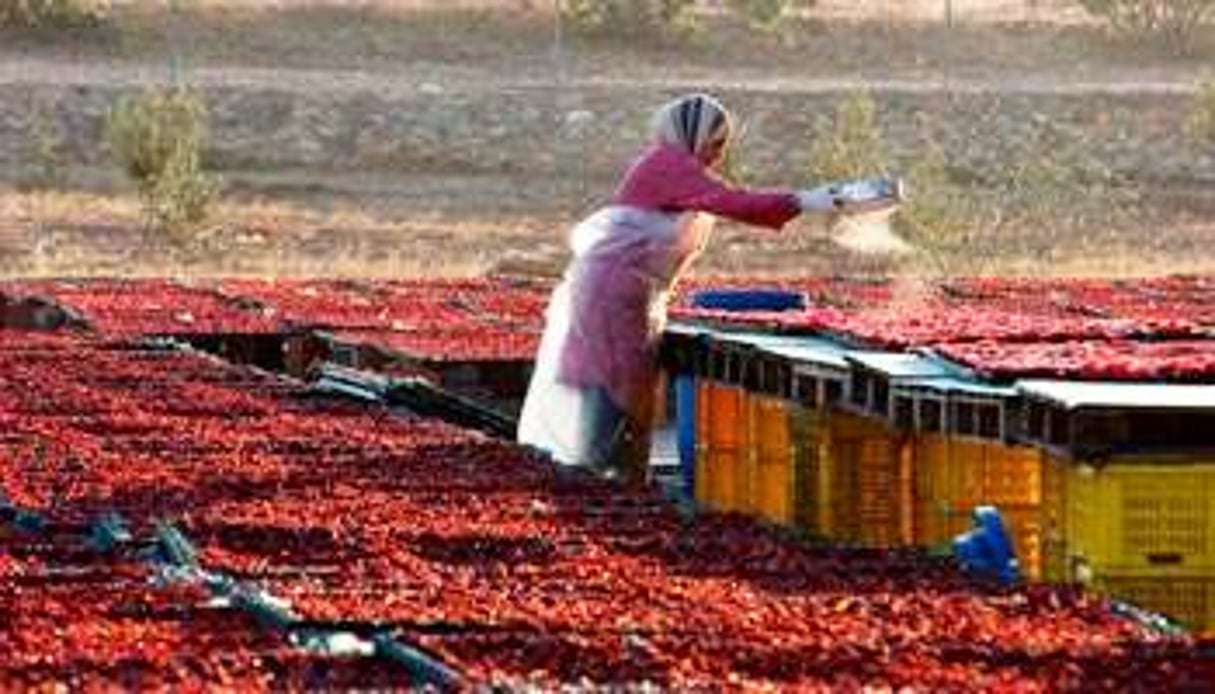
top-left (0, 0), bottom-right (1212, 279)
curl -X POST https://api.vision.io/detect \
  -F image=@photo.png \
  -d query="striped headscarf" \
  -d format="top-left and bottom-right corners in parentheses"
top-left (650, 93), bottom-right (734, 158)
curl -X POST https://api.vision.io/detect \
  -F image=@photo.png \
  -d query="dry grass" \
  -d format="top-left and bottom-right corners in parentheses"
top-left (113, 1), bottom-right (1087, 23)
top-left (7, 1), bottom-right (1210, 80)
top-left (694, 215), bottom-right (1215, 279)
top-left (3, 187), bottom-right (1210, 280)
top-left (0, 189), bottom-right (565, 278)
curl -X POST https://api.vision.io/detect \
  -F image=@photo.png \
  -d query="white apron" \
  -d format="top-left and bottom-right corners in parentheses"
top-left (517, 206), bottom-right (713, 467)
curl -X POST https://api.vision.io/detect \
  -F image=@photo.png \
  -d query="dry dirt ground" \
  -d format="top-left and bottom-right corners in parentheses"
top-left (1, 2), bottom-right (1212, 279)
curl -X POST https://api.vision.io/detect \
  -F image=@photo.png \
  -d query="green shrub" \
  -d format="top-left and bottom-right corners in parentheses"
top-left (805, 91), bottom-right (889, 182)
top-left (0, 0), bottom-right (110, 29)
top-left (1187, 80), bottom-right (1215, 143)
top-left (563, 0), bottom-right (696, 39)
top-left (105, 88), bottom-right (219, 244)
top-left (726, 0), bottom-right (814, 30)
top-left (1078, 0), bottom-right (1215, 53)
top-left (895, 143), bottom-right (988, 269)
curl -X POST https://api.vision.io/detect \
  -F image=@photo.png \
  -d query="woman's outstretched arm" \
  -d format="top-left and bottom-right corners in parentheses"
top-left (612, 143), bottom-right (801, 230)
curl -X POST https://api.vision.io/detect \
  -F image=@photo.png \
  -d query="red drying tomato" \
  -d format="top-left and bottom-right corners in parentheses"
top-left (12, 279), bottom-right (282, 336)
top-left (214, 277), bottom-right (551, 334)
top-left (330, 327), bottom-right (540, 362)
top-left (2, 279), bottom-right (1213, 689)
top-left (674, 276), bottom-right (1211, 349)
top-left (935, 339), bottom-right (1215, 381)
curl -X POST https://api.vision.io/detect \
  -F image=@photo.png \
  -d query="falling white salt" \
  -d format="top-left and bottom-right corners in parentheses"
top-left (819, 193), bottom-right (942, 315)
top-left (880, 273), bottom-right (937, 315)
top-left (827, 206), bottom-right (940, 315)
top-left (830, 208), bottom-right (913, 257)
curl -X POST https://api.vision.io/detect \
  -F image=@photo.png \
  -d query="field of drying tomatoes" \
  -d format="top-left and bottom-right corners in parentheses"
top-left (0, 275), bottom-right (1213, 689)
top-left (674, 275), bottom-right (1215, 381)
top-left (4, 275), bottom-right (1212, 376)
top-left (1, 277), bottom-right (551, 363)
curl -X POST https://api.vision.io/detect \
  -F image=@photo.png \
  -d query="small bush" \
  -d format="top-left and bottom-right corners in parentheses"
top-left (895, 142), bottom-right (990, 270)
top-left (1078, 0), bottom-right (1215, 54)
top-left (1187, 80), bottom-right (1215, 143)
top-left (726, 0), bottom-right (815, 30)
top-left (563, 0), bottom-right (696, 40)
top-left (805, 91), bottom-right (889, 182)
top-left (105, 88), bottom-right (219, 244)
top-left (0, 0), bottom-right (110, 29)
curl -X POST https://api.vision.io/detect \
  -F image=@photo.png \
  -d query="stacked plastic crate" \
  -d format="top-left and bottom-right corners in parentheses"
top-left (667, 277), bottom-right (1215, 634)
top-left (1018, 381), bottom-right (1215, 633)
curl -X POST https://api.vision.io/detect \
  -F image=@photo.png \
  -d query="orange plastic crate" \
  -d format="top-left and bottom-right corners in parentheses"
top-left (694, 381), bottom-right (749, 513)
top-left (820, 412), bottom-right (913, 547)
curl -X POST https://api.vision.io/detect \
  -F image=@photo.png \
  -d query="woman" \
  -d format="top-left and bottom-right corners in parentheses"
top-left (518, 93), bottom-right (897, 485)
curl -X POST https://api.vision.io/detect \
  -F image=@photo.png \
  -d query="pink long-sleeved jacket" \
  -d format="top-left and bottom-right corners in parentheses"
top-left (613, 142), bottom-right (801, 228)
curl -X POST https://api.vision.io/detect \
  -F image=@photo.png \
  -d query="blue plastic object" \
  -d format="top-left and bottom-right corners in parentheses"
top-left (952, 506), bottom-right (1021, 586)
top-left (234, 585), bottom-right (301, 631)
top-left (675, 374), bottom-right (697, 497)
top-left (13, 509), bottom-right (46, 534)
top-left (373, 633), bottom-right (466, 690)
top-left (153, 521), bottom-right (200, 569)
top-left (690, 289), bottom-right (806, 313)
top-left (88, 512), bottom-right (133, 553)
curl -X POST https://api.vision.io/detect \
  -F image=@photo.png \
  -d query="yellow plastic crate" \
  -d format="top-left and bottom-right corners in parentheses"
top-left (794, 408), bottom-right (831, 535)
top-left (694, 381), bottom-right (749, 513)
top-left (983, 444), bottom-right (1049, 507)
top-left (1087, 570), bottom-right (1215, 635)
top-left (819, 412), bottom-right (913, 547)
top-left (915, 435), bottom-right (1050, 507)
top-left (913, 435), bottom-right (1066, 580)
top-left (697, 448), bottom-right (748, 513)
top-left (746, 394), bottom-right (796, 525)
top-left (1066, 460), bottom-right (1215, 573)
top-left (747, 397), bottom-right (830, 529)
